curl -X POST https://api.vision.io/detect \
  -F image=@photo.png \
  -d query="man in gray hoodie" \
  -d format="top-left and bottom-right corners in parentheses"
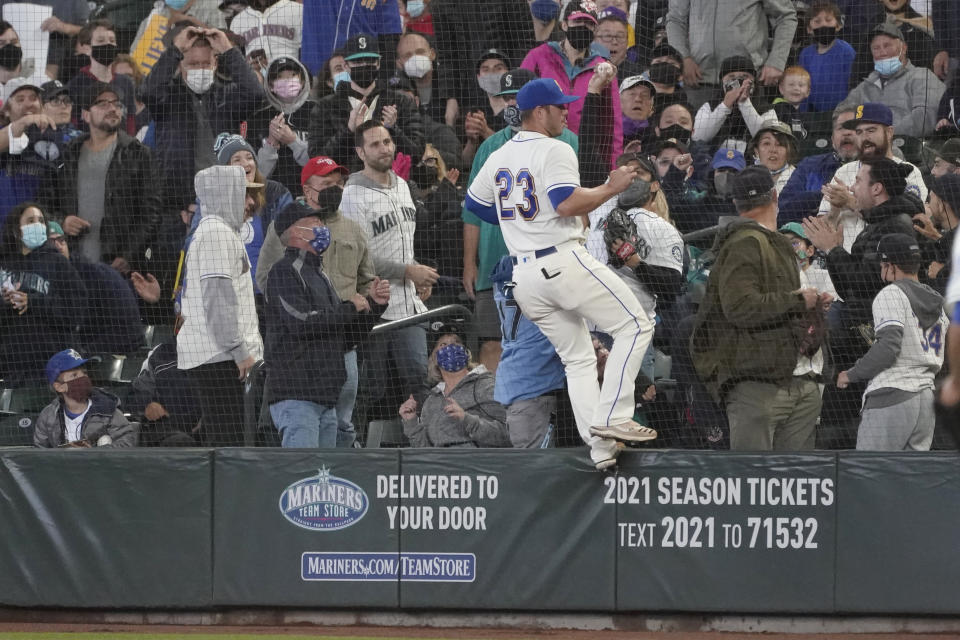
top-left (177, 165), bottom-right (264, 446)
top-left (837, 233), bottom-right (948, 451)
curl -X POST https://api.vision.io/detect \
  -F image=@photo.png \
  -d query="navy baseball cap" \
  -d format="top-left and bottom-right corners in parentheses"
top-left (877, 233), bottom-right (921, 265)
top-left (712, 148), bottom-right (746, 171)
top-left (842, 103), bottom-right (894, 129)
top-left (516, 78), bottom-right (579, 111)
top-left (495, 68), bottom-right (536, 96)
top-left (46, 349), bottom-right (90, 384)
top-left (342, 34), bottom-right (380, 61)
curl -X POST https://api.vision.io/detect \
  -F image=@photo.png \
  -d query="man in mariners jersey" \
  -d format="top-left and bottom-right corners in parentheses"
top-left (341, 119), bottom-right (437, 409)
top-left (465, 78), bottom-right (656, 471)
top-left (837, 233), bottom-right (948, 451)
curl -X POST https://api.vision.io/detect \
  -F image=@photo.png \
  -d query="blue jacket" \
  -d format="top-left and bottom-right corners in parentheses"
top-left (778, 151), bottom-right (842, 224)
top-left (490, 256), bottom-right (565, 406)
top-left (300, 0), bottom-right (402, 75)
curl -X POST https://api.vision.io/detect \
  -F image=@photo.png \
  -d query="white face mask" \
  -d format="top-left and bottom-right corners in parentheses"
top-left (403, 54), bottom-right (432, 79)
top-left (477, 72), bottom-right (504, 96)
top-left (185, 68), bottom-right (215, 93)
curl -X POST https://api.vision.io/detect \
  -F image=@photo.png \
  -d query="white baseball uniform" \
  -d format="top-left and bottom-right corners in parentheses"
top-left (467, 131), bottom-right (653, 464)
top-left (612, 207), bottom-right (685, 322)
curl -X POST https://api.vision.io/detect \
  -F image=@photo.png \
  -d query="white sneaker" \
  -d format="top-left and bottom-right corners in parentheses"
top-left (592, 441), bottom-right (625, 471)
top-left (590, 420), bottom-right (657, 443)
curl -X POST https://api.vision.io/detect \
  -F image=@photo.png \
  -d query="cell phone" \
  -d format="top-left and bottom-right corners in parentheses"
top-left (723, 78), bottom-right (742, 93)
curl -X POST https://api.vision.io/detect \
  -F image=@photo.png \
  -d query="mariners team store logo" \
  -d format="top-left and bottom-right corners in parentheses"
top-left (279, 466), bottom-right (369, 531)
top-left (301, 552), bottom-right (476, 583)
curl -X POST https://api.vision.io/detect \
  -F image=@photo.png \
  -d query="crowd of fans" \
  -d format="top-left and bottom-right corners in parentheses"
top-left (1, 0), bottom-right (959, 453)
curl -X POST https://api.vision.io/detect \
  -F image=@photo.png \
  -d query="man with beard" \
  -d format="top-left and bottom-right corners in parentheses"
top-left (64, 20), bottom-right (138, 135)
top-left (813, 103), bottom-right (926, 253)
top-left (39, 82), bottom-right (161, 277)
top-left (778, 109), bottom-right (859, 223)
top-left (307, 33), bottom-right (423, 174)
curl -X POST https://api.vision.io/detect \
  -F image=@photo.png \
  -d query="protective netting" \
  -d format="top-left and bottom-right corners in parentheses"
top-left (0, 0), bottom-right (958, 452)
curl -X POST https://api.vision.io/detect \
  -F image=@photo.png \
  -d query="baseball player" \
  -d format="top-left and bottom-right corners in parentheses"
top-left (465, 77), bottom-right (657, 471)
top-left (837, 234), bottom-right (948, 450)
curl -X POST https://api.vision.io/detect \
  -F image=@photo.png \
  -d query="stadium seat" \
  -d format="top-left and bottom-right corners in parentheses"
top-left (366, 419), bottom-right (408, 448)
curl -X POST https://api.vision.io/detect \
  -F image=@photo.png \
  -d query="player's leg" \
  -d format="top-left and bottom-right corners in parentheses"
top-left (566, 247), bottom-right (656, 437)
top-left (512, 264), bottom-right (621, 467)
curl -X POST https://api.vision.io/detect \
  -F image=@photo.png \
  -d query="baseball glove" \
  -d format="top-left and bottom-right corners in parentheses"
top-left (602, 207), bottom-right (640, 269)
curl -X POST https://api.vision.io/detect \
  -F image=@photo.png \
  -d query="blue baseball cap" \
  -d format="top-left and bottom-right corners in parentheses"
top-left (842, 103), bottom-right (894, 129)
top-left (45, 349), bottom-right (89, 384)
top-left (516, 78), bottom-right (580, 111)
top-left (712, 148), bottom-right (746, 171)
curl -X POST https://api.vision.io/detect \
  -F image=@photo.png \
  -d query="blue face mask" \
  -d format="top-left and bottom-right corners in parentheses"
top-left (21, 222), bottom-right (47, 250)
top-left (298, 225), bottom-right (331, 254)
top-left (406, 0), bottom-right (425, 18)
top-left (530, 0), bottom-right (559, 22)
top-left (436, 343), bottom-right (469, 373)
top-left (332, 70), bottom-right (351, 88)
top-left (874, 54), bottom-right (902, 77)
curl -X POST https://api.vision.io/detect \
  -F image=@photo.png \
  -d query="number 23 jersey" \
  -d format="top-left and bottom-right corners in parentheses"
top-left (467, 131), bottom-right (586, 254)
top-left (866, 282), bottom-right (948, 396)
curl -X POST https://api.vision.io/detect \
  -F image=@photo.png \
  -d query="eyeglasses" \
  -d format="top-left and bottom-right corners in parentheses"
top-left (46, 96), bottom-right (72, 106)
top-left (91, 99), bottom-right (123, 110)
top-left (595, 33), bottom-right (627, 44)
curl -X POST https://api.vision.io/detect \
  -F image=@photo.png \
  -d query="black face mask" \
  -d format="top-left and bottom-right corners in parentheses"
top-left (91, 43), bottom-right (118, 66)
top-left (0, 43), bottom-right (22, 71)
top-left (349, 64), bottom-right (378, 88)
top-left (566, 26), bottom-right (594, 52)
top-left (648, 62), bottom-right (680, 85)
top-left (658, 124), bottom-right (691, 145)
top-left (411, 162), bottom-right (440, 188)
top-left (313, 185), bottom-right (343, 217)
top-left (812, 26), bottom-right (838, 46)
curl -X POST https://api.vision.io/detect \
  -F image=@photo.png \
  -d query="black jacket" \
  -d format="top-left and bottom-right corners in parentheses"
top-left (139, 46), bottom-right (266, 208)
top-left (265, 247), bottom-right (386, 406)
top-left (826, 193), bottom-right (922, 312)
top-left (307, 81), bottom-right (424, 172)
top-left (0, 245), bottom-right (87, 385)
top-left (40, 132), bottom-right (162, 271)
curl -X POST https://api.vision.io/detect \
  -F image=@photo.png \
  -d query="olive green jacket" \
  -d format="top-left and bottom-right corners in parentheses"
top-left (690, 218), bottom-right (807, 403)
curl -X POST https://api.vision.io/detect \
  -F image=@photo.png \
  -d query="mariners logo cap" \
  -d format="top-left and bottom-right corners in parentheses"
top-left (301, 156), bottom-right (349, 186)
top-left (46, 349), bottom-right (90, 384)
top-left (516, 78), bottom-right (580, 110)
top-left (712, 148), bottom-right (746, 171)
top-left (342, 34), bottom-right (380, 61)
top-left (496, 68), bottom-right (536, 96)
top-left (843, 102), bottom-right (894, 129)
top-left (476, 48), bottom-right (510, 74)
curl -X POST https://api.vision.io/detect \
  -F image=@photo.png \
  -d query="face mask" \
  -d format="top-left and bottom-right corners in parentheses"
top-left (477, 72), bottom-right (503, 96)
top-left (185, 68), bottom-right (215, 93)
top-left (411, 162), bottom-right (439, 187)
top-left (436, 343), bottom-right (468, 372)
top-left (313, 185), bottom-right (343, 216)
top-left (307, 225), bottom-right (331, 254)
top-left (0, 43), bottom-right (23, 70)
top-left (795, 245), bottom-right (810, 262)
top-left (530, 0), bottom-right (560, 21)
top-left (21, 222), bottom-right (47, 250)
top-left (618, 178), bottom-right (653, 209)
top-left (812, 26), bottom-right (837, 46)
top-left (714, 172), bottom-right (732, 197)
top-left (874, 54), bottom-right (902, 77)
top-left (91, 43), bottom-right (118, 66)
top-left (566, 25), bottom-right (594, 52)
top-left (403, 54), bottom-right (432, 79)
top-left (502, 104), bottom-right (521, 131)
top-left (332, 70), bottom-right (351, 88)
top-left (273, 77), bottom-right (302, 99)
top-left (658, 124), bottom-right (691, 145)
top-left (406, 0), bottom-right (425, 18)
top-left (349, 64), bottom-right (378, 88)
top-left (64, 375), bottom-right (93, 403)
top-left (648, 62), bottom-right (680, 85)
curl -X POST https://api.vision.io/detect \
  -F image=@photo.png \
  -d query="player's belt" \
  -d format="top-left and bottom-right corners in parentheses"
top-left (510, 246), bottom-right (557, 265)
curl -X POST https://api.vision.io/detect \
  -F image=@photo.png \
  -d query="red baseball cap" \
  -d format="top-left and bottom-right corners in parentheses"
top-left (301, 156), bottom-right (349, 186)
